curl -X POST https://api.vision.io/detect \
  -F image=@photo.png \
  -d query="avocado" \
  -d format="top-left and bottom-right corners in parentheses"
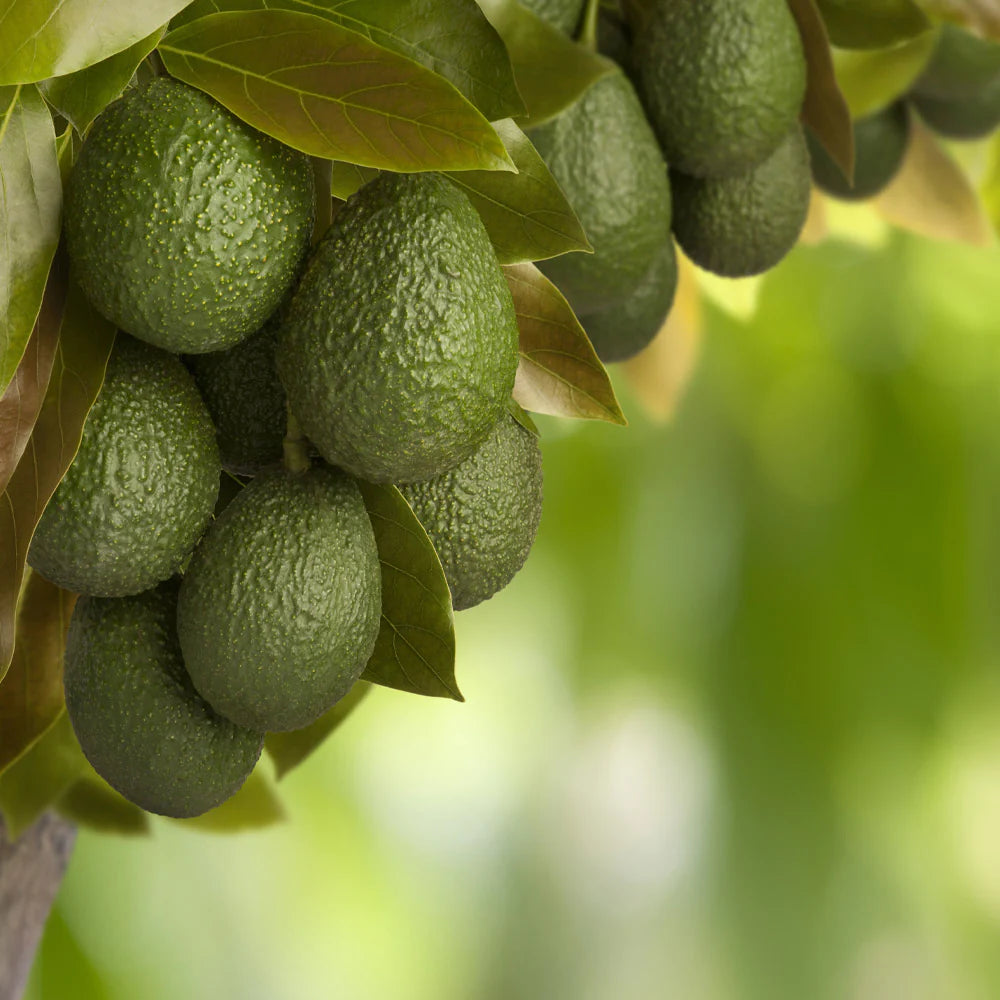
top-left (580, 240), bottom-right (678, 363)
top-left (398, 415), bottom-right (543, 611)
top-left (64, 78), bottom-right (314, 354)
top-left (187, 320), bottom-right (287, 476)
top-left (634, 0), bottom-right (807, 178)
top-left (531, 71), bottom-right (672, 315)
top-left (29, 335), bottom-right (220, 597)
top-left (911, 78), bottom-right (1000, 139)
top-left (670, 126), bottom-right (811, 278)
top-left (912, 24), bottom-right (1000, 101)
top-left (276, 173), bottom-right (519, 484)
top-left (63, 581), bottom-right (263, 818)
top-left (519, 0), bottom-right (585, 35)
top-left (177, 465), bottom-right (382, 732)
top-left (808, 103), bottom-right (910, 201)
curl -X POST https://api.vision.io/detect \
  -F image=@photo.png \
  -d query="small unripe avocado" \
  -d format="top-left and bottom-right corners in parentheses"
top-left (520, 0), bottom-right (585, 35)
top-left (399, 415), bottom-right (543, 611)
top-left (64, 78), bottom-right (314, 353)
top-left (808, 103), bottom-right (910, 201)
top-left (29, 335), bottom-right (220, 597)
top-left (912, 24), bottom-right (1000, 101)
top-left (64, 582), bottom-right (263, 818)
top-left (671, 126), bottom-right (811, 278)
top-left (277, 173), bottom-right (519, 484)
top-left (177, 466), bottom-right (382, 732)
top-left (634, 0), bottom-right (807, 178)
top-left (912, 79), bottom-right (1000, 139)
top-left (580, 241), bottom-right (678, 363)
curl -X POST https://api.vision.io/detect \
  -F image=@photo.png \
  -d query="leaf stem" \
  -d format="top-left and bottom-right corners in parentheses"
top-left (146, 50), bottom-right (167, 77)
top-left (283, 407), bottom-right (310, 476)
top-left (311, 158), bottom-right (334, 245)
top-left (578, 0), bottom-right (601, 51)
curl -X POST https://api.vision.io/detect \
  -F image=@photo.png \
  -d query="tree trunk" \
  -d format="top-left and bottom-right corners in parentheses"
top-left (0, 813), bottom-right (75, 1000)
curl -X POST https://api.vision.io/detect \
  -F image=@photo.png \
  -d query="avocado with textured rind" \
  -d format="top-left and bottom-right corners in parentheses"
top-left (29, 335), bottom-right (220, 597)
top-left (177, 466), bottom-right (382, 732)
top-left (399, 415), bottom-right (543, 611)
top-left (63, 582), bottom-right (263, 818)
top-left (671, 126), bottom-right (811, 279)
top-left (64, 78), bottom-right (314, 354)
top-left (276, 173), bottom-right (519, 485)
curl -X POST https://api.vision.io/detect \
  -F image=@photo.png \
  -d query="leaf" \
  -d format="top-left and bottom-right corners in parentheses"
top-left (0, 84), bottom-right (62, 397)
top-left (476, 0), bottom-right (616, 126)
top-left (506, 396), bottom-right (540, 435)
top-left (330, 160), bottom-right (379, 200)
top-left (0, 249), bottom-right (67, 495)
top-left (873, 117), bottom-right (993, 245)
top-left (173, 0), bottom-right (525, 122)
top-left (358, 481), bottom-right (461, 701)
top-left (506, 262), bottom-right (627, 424)
top-left (0, 712), bottom-right (86, 839)
top-left (54, 771), bottom-right (151, 835)
top-left (833, 31), bottom-right (937, 117)
top-left (0, 0), bottom-right (191, 85)
top-left (266, 680), bottom-right (371, 779)
top-left (169, 767), bottom-right (286, 832)
top-left (0, 281), bottom-right (115, 679)
top-left (814, 0), bottom-right (930, 49)
top-left (921, 2), bottom-right (1000, 40)
top-left (788, 0), bottom-right (855, 182)
top-left (159, 10), bottom-right (515, 173)
top-left (621, 252), bottom-right (704, 423)
top-left (0, 573), bottom-right (76, 776)
top-left (38, 25), bottom-right (166, 133)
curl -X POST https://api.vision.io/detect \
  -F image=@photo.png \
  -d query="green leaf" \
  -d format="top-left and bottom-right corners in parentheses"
top-left (814, 0), bottom-right (930, 49)
top-left (0, 84), bottom-right (62, 397)
top-left (788, 0), bottom-right (855, 182)
top-left (330, 160), bottom-right (380, 199)
top-left (507, 396), bottom-right (540, 435)
top-left (169, 768), bottom-right (286, 832)
top-left (38, 25), bottom-right (166, 133)
top-left (0, 281), bottom-right (115, 679)
top-left (0, 712), bottom-right (86, 839)
top-left (0, 0), bottom-right (191, 85)
top-left (476, 0), bottom-right (616, 126)
top-left (173, 0), bottom-right (525, 122)
top-left (833, 31), bottom-right (937, 117)
top-left (266, 680), bottom-right (371, 779)
top-left (506, 262), bottom-right (627, 424)
top-left (159, 10), bottom-right (515, 172)
top-left (0, 250), bottom-right (67, 495)
top-left (358, 481), bottom-right (461, 701)
top-left (0, 573), bottom-right (76, 777)
top-left (54, 771), bottom-right (151, 835)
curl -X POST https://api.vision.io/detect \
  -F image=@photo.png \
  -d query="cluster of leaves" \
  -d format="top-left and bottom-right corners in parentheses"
top-left (0, 0), bottom-right (997, 838)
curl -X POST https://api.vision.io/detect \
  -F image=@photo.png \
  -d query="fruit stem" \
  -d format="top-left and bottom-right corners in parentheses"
top-left (578, 0), bottom-right (600, 51)
top-left (311, 158), bottom-right (334, 245)
top-left (146, 50), bottom-right (167, 77)
top-left (283, 407), bottom-right (311, 475)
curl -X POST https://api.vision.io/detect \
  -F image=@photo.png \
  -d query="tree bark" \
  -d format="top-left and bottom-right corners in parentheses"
top-left (0, 813), bottom-right (75, 1000)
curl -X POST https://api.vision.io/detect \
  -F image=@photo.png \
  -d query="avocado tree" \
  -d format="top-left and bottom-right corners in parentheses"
top-left (2, 0), bottom-right (999, 995)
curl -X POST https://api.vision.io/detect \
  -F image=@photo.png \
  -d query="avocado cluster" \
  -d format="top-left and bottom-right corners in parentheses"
top-left (37, 78), bottom-right (545, 818)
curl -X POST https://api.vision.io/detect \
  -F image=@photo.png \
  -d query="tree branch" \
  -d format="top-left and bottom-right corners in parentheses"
top-left (0, 812), bottom-right (76, 1000)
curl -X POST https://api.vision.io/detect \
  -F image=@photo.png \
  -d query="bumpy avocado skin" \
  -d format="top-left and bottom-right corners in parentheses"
top-left (64, 582), bottom-right (263, 818)
top-left (912, 24), bottom-right (1000, 101)
top-left (177, 466), bottom-right (382, 732)
top-left (64, 78), bottom-right (314, 354)
top-left (520, 0), bottom-right (585, 34)
top-left (580, 241), bottom-right (678, 363)
top-left (635, 0), bottom-right (807, 178)
top-left (399, 416), bottom-right (543, 611)
top-left (187, 321), bottom-right (287, 475)
top-left (808, 103), bottom-right (910, 201)
top-left (276, 173), bottom-right (519, 485)
top-left (29, 335), bottom-right (220, 597)
top-left (912, 77), bottom-right (1000, 139)
top-left (671, 126), bottom-right (811, 279)
top-left (532, 72), bottom-right (672, 315)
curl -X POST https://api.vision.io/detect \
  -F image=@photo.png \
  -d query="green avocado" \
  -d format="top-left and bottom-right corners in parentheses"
top-left (580, 241), bottom-right (678, 363)
top-left (29, 335), bottom-right (220, 597)
top-left (912, 24), bottom-right (1000, 101)
top-left (177, 466), bottom-right (382, 732)
top-left (531, 71), bottom-right (672, 315)
top-left (808, 103), bottom-right (910, 201)
top-left (912, 78), bottom-right (1000, 139)
top-left (276, 173), bottom-right (519, 484)
top-left (63, 582), bottom-right (263, 818)
top-left (64, 78), bottom-right (314, 354)
top-left (671, 126), bottom-right (811, 278)
top-left (520, 0), bottom-right (585, 34)
top-left (399, 415), bottom-right (543, 611)
top-left (187, 320), bottom-right (287, 476)
top-left (634, 0), bottom-right (807, 178)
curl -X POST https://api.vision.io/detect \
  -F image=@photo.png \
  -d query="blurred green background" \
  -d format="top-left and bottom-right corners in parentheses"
top-left (24, 223), bottom-right (1000, 1000)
